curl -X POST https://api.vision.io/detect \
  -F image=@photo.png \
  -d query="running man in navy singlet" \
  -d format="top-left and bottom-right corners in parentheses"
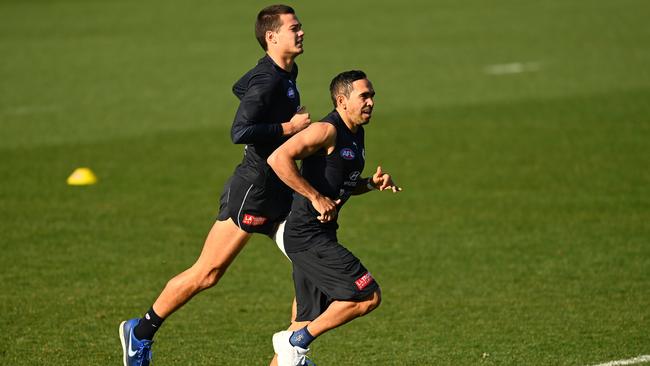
top-left (267, 70), bottom-right (402, 366)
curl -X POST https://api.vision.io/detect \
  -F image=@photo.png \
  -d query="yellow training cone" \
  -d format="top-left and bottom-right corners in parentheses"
top-left (67, 167), bottom-right (98, 186)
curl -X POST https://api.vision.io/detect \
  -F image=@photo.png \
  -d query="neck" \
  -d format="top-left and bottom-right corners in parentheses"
top-left (267, 50), bottom-right (295, 72)
top-left (336, 108), bottom-right (358, 133)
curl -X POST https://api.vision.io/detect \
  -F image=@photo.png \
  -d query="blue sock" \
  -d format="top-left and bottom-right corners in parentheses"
top-left (289, 327), bottom-right (315, 349)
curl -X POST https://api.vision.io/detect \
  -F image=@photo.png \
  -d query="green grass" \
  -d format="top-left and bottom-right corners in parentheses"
top-left (1, 0), bottom-right (649, 365)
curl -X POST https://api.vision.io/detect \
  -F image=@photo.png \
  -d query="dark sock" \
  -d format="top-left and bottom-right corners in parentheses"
top-left (133, 307), bottom-right (165, 341)
top-left (289, 326), bottom-right (315, 349)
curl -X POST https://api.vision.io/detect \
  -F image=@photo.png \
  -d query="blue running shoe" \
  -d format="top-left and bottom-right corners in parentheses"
top-left (119, 319), bottom-right (153, 366)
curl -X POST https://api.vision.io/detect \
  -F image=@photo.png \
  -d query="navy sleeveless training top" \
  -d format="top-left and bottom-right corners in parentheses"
top-left (283, 110), bottom-right (366, 253)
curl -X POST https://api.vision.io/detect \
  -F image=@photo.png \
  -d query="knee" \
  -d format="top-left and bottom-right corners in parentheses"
top-left (180, 264), bottom-right (226, 291)
top-left (369, 288), bottom-right (382, 311)
top-left (359, 289), bottom-right (381, 316)
top-left (197, 266), bottom-right (225, 290)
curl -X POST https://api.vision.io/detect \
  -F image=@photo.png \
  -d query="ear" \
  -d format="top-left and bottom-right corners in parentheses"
top-left (265, 30), bottom-right (276, 46)
top-left (336, 95), bottom-right (346, 109)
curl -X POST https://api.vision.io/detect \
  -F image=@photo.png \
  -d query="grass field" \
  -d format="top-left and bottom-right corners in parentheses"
top-left (1, 0), bottom-right (649, 365)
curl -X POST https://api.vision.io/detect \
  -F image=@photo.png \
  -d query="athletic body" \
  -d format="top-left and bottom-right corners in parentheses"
top-left (119, 5), bottom-right (309, 366)
top-left (267, 71), bottom-right (401, 366)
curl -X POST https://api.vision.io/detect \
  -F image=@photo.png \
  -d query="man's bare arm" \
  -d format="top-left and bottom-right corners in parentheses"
top-left (267, 122), bottom-right (340, 222)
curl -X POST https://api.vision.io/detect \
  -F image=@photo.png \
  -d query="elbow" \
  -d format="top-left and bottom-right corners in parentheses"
top-left (267, 151), bottom-right (278, 170)
top-left (230, 128), bottom-right (247, 144)
top-left (268, 150), bottom-right (287, 174)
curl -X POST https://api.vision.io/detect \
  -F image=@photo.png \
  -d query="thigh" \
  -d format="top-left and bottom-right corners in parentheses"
top-left (292, 265), bottom-right (331, 322)
top-left (194, 218), bottom-right (251, 271)
top-left (217, 175), bottom-right (291, 235)
top-left (289, 242), bottom-right (380, 304)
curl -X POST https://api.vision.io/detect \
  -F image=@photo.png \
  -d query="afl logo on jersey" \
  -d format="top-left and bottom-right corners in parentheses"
top-left (349, 171), bottom-right (361, 181)
top-left (287, 87), bottom-right (296, 99)
top-left (340, 148), bottom-right (355, 160)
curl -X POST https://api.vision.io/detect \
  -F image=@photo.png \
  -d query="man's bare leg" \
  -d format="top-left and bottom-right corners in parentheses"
top-left (152, 218), bottom-right (252, 318)
top-left (306, 289), bottom-right (381, 337)
top-left (120, 218), bottom-right (253, 366)
top-left (271, 290), bottom-right (381, 365)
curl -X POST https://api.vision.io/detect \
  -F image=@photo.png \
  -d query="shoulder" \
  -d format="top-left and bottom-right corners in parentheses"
top-left (247, 57), bottom-right (283, 85)
top-left (233, 70), bottom-right (281, 99)
top-left (296, 122), bottom-right (337, 141)
top-left (305, 122), bottom-right (337, 146)
top-left (232, 61), bottom-right (280, 98)
top-left (278, 122), bottom-right (336, 155)
top-left (310, 121), bottom-right (337, 133)
top-left (249, 66), bottom-right (282, 86)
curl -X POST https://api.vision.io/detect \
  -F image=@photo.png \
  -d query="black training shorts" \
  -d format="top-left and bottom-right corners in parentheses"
top-left (217, 174), bottom-right (292, 235)
top-left (287, 240), bottom-right (380, 322)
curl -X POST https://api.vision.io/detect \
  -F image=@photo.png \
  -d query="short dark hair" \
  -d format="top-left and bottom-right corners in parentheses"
top-left (329, 70), bottom-right (367, 107)
top-left (255, 5), bottom-right (295, 51)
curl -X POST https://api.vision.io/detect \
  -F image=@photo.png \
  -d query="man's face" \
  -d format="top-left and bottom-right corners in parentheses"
top-left (343, 79), bottom-right (375, 126)
top-left (270, 13), bottom-right (304, 55)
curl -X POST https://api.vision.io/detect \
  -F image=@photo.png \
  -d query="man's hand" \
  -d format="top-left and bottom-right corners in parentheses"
top-left (284, 106), bottom-right (311, 135)
top-left (371, 166), bottom-right (402, 193)
top-left (311, 195), bottom-right (341, 223)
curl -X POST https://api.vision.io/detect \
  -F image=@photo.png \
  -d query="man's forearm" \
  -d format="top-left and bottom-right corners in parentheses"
top-left (351, 177), bottom-right (376, 195)
top-left (269, 154), bottom-right (320, 201)
top-left (231, 121), bottom-right (283, 144)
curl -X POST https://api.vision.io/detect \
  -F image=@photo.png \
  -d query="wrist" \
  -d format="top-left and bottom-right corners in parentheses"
top-left (307, 190), bottom-right (323, 202)
top-left (366, 178), bottom-right (377, 191)
top-left (281, 121), bottom-right (294, 136)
